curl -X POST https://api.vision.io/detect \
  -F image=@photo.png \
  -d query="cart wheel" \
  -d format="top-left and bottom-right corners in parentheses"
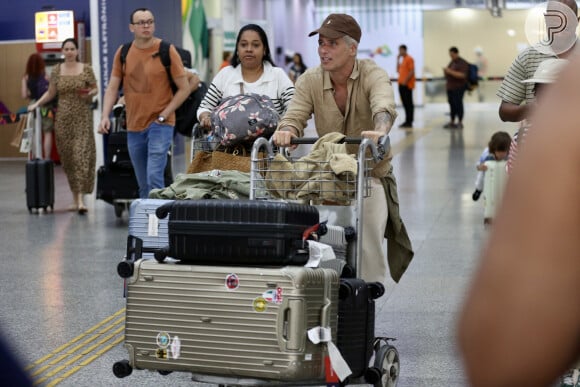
top-left (374, 344), bottom-right (399, 387)
top-left (153, 249), bottom-right (167, 263)
top-left (368, 282), bottom-right (385, 300)
top-left (114, 203), bottom-right (125, 218)
top-left (117, 261), bottom-right (134, 278)
top-left (158, 370), bottom-right (172, 376)
top-left (112, 359), bottom-right (133, 378)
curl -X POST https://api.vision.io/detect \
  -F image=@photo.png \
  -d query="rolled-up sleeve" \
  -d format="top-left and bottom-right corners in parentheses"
top-left (277, 70), bottom-right (315, 137)
top-left (365, 65), bottom-right (397, 122)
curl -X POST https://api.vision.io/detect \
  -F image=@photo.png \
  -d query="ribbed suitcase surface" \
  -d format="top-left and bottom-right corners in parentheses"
top-left (124, 260), bottom-right (339, 381)
top-left (128, 199), bottom-right (173, 258)
top-left (483, 160), bottom-right (508, 220)
top-left (156, 200), bottom-right (319, 266)
top-left (336, 278), bottom-right (378, 378)
top-left (25, 159), bottom-right (54, 212)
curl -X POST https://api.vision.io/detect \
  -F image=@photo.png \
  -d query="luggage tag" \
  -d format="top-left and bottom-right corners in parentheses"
top-left (308, 326), bottom-right (351, 382)
top-left (304, 240), bottom-right (336, 267)
top-left (148, 214), bottom-right (159, 237)
top-left (325, 355), bottom-right (340, 386)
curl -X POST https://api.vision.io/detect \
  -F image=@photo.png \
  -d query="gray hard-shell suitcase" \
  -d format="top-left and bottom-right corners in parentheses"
top-left (116, 259), bottom-right (339, 382)
top-left (127, 199), bottom-right (173, 258)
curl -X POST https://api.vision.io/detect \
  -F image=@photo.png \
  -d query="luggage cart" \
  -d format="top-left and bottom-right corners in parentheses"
top-left (113, 135), bottom-right (400, 387)
top-left (97, 105), bottom-right (173, 218)
top-left (247, 136), bottom-right (400, 387)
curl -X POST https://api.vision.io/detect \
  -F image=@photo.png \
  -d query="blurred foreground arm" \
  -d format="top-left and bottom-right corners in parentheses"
top-left (458, 55), bottom-right (580, 387)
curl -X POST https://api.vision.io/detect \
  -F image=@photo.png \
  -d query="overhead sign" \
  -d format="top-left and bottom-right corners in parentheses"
top-left (35, 10), bottom-right (75, 44)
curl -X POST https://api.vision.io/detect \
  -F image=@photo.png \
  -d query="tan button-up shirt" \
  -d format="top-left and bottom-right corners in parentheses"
top-left (277, 59), bottom-right (397, 177)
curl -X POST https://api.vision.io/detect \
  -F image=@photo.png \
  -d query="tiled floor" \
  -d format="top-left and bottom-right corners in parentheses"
top-left (0, 101), bottom-right (518, 386)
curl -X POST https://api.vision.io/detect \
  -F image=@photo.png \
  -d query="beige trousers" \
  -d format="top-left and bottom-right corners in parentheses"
top-left (359, 178), bottom-right (389, 283)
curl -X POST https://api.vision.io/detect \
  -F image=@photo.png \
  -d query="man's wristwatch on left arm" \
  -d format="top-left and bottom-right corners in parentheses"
top-left (157, 115), bottom-right (166, 123)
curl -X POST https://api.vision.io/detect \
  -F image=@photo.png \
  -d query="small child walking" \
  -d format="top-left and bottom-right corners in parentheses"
top-left (472, 131), bottom-right (512, 201)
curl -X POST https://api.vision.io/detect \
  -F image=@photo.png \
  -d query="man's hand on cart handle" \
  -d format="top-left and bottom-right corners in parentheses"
top-left (361, 130), bottom-right (385, 144)
top-left (273, 127), bottom-right (299, 150)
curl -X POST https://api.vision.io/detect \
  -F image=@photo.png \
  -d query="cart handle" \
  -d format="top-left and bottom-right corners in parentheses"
top-left (289, 136), bottom-right (390, 161)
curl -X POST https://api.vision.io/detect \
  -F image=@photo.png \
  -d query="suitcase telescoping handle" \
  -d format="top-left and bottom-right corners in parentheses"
top-left (32, 107), bottom-right (42, 159)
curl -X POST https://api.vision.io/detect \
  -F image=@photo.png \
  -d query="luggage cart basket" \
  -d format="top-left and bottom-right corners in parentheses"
top-left (250, 135), bottom-right (389, 278)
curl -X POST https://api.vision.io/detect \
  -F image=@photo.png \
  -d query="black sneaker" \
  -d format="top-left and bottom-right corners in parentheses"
top-left (472, 189), bottom-right (482, 201)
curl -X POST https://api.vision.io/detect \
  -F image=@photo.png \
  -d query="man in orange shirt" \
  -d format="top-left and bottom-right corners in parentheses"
top-left (397, 44), bottom-right (415, 128)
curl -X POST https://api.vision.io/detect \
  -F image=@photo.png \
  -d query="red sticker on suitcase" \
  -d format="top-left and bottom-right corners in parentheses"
top-left (225, 273), bottom-right (239, 290)
top-left (262, 287), bottom-right (283, 304)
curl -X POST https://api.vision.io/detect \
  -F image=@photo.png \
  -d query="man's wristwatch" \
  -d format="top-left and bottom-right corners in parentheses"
top-left (157, 115), bottom-right (166, 123)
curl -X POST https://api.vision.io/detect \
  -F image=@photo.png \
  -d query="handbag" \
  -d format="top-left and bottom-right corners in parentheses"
top-left (187, 145), bottom-right (251, 174)
top-left (11, 113), bottom-right (33, 153)
top-left (10, 113), bottom-right (28, 148)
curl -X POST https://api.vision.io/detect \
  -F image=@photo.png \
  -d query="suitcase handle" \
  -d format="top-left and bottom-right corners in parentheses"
top-left (155, 202), bottom-right (173, 219)
top-left (280, 300), bottom-right (305, 351)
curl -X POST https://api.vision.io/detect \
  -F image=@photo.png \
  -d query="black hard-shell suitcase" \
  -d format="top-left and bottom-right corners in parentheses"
top-left (25, 158), bottom-right (54, 213)
top-left (97, 120), bottom-right (173, 205)
top-left (337, 278), bottom-right (385, 379)
top-left (154, 200), bottom-right (319, 265)
top-left (106, 131), bottom-right (133, 171)
top-left (96, 165), bottom-right (139, 205)
top-left (25, 109), bottom-right (54, 213)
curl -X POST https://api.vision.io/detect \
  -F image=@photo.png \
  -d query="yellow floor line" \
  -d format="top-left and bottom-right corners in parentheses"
top-left (26, 308), bottom-right (125, 369)
top-left (28, 308), bottom-right (126, 385)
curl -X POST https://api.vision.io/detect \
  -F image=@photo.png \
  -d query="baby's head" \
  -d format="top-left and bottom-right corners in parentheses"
top-left (489, 131), bottom-right (512, 160)
top-left (522, 58), bottom-right (569, 97)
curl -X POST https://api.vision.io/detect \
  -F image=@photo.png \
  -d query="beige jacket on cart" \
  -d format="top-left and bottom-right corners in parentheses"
top-left (266, 132), bottom-right (413, 283)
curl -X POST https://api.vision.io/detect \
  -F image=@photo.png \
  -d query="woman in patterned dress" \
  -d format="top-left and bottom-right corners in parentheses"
top-left (29, 38), bottom-right (97, 214)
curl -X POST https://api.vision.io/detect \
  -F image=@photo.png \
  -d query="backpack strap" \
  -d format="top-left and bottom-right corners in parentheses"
top-left (119, 40), bottom-right (176, 93)
top-left (119, 42), bottom-right (132, 72)
top-left (117, 42), bottom-right (133, 94)
top-left (158, 40), bottom-right (177, 93)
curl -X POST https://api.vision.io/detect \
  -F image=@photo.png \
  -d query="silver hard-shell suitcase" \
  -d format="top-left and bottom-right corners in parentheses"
top-left (483, 160), bottom-right (508, 221)
top-left (119, 259), bottom-right (339, 382)
top-left (127, 199), bottom-right (173, 258)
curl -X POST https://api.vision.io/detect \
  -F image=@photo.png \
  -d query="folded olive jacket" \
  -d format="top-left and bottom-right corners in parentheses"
top-left (148, 170), bottom-right (251, 200)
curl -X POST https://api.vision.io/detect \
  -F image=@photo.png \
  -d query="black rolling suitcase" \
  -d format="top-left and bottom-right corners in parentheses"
top-left (96, 105), bottom-right (173, 205)
top-left (337, 278), bottom-right (385, 380)
top-left (96, 165), bottom-right (139, 205)
top-left (25, 108), bottom-right (54, 213)
top-left (154, 199), bottom-right (319, 265)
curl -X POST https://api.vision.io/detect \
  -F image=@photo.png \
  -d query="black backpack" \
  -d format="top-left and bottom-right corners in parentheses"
top-left (120, 40), bottom-right (207, 137)
top-left (466, 62), bottom-right (479, 91)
